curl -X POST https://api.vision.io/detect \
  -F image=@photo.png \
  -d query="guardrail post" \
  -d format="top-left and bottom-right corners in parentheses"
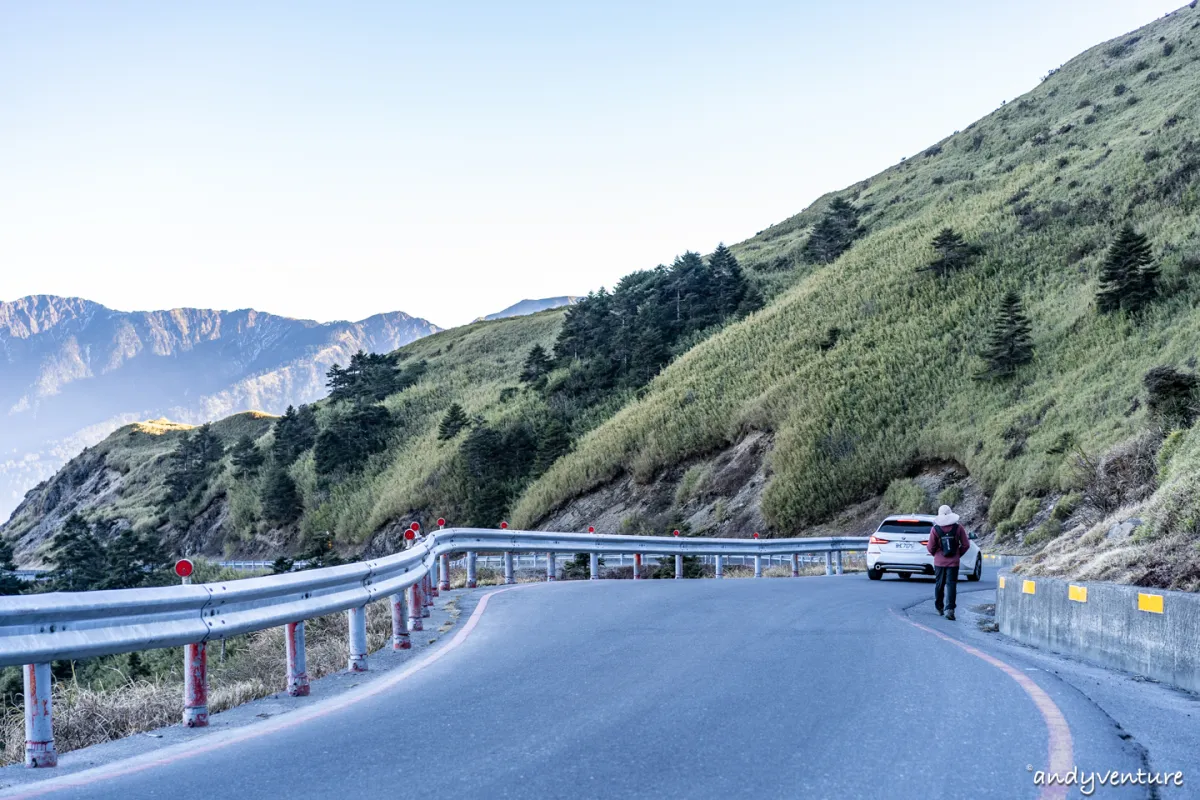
top-left (286, 621), bottom-right (310, 696)
top-left (439, 554), bottom-right (451, 591)
top-left (429, 564), bottom-right (439, 598)
top-left (824, 551), bottom-right (833, 576)
top-left (467, 551), bottom-right (478, 589)
top-left (546, 552), bottom-right (556, 581)
top-left (391, 593), bottom-right (411, 650)
top-left (791, 553), bottom-right (799, 577)
top-left (421, 574), bottom-right (432, 617)
top-left (675, 554), bottom-right (683, 579)
top-left (347, 606), bottom-right (369, 672)
top-left (753, 555), bottom-right (763, 578)
top-left (504, 552), bottom-right (515, 584)
top-left (715, 554), bottom-right (724, 578)
top-left (23, 663), bottom-right (56, 767)
top-left (589, 552), bottom-right (599, 579)
top-left (633, 553), bottom-right (642, 580)
top-left (183, 642), bottom-right (209, 727)
top-left (835, 551), bottom-right (844, 575)
top-left (408, 583), bottom-right (424, 631)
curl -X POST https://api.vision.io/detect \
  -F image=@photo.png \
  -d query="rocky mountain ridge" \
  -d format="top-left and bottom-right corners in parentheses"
top-left (0, 295), bottom-right (439, 521)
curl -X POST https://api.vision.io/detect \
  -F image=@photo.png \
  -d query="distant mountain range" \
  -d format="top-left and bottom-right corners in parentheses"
top-left (480, 297), bottom-right (579, 321)
top-left (0, 295), bottom-right (439, 521)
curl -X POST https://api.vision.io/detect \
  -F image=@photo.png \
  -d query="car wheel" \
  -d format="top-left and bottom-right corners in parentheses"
top-left (868, 567), bottom-right (883, 581)
top-left (897, 572), bottom-right (912, 580)
top-left (968, 555), bottom-right (982, 582)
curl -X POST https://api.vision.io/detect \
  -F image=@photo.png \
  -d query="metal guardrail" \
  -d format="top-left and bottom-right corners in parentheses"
top-left (0, 527), bottom-right (867, 768)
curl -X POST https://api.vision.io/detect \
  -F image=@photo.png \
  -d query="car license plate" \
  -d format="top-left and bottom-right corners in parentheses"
top-left (895, 542), bottom-right (914, 550)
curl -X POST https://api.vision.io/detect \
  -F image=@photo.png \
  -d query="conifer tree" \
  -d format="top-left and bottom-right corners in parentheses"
top-left (1096, 225), bottom-right (1157, 313)
top-left (438, 403), bottom-right (469, 440)
top-left (231, 435), bottom-right (264, 478)
top-left (520, 345), bottom-right (552, 384)
top-left (922, 228), bottom-right (980, 278)
top-left (0, 539), bottom-right (23, 595)
top-left (261, 467), bottom-right (303, 525)
top-left (272, 405), bottom-right (318, 465)
top-left (96, 528), bottom-right (166, 590)
top-left (47, 515), bottom-right (106, 592)
top-left (314, 404), bottom-right (394, 475)
top-left (803, 198), bottom-right (865, 264)
top-left (165, 424), bottom-right (225, 502)
top-left (978, 291), bottom-right (1034, 379)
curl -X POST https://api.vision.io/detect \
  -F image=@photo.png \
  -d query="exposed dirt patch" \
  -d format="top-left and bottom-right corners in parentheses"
top-left (537, 434), bottom-right (993, 540)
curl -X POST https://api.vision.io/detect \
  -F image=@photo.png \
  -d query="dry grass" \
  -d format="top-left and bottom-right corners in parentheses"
top-left (0, 601), bottom-right (394, 765)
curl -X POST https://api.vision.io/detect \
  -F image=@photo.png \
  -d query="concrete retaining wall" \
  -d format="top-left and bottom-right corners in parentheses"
top-left (996, 572), bottom-right (1200, 694)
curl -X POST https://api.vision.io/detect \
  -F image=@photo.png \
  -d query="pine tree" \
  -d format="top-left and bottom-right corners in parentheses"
top-left (272, 405), bottom-right (318, 465)
top-left (520, 345), bottom-right (552, 384)
top-left (166, 424), bottom-right (225, 502)
top-left (0, 539), bottom-right (23, 595)
top-left (1096, 225), bottom-right (1156, 313)
top-left (438, 403), bottom-right (469, 440)
top-left (261, 468), bottom-right (303, 525)
top-left (922, 228), bottom-right (979, 278)
top-left (533, 416), bottom-right (571, 474)
top-left (96, 528), bottom-right (166, 590)
top-left (803, 198), bottom-right (865, 264)
top-left (231, 435), bottom-right (264, 478)
top-left (314, 404), bottom-right (394, 475)
top-left (47, 515), bottom-right (106, 592)
top-left (978, 291), bottom-right (1034, 379)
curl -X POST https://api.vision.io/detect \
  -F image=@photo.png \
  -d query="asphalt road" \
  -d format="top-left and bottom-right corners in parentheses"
top-left (0, 573), bottom-right (1172, 799)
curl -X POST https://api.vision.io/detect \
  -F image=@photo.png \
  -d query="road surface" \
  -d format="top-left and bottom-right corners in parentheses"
top-left (0, 573), bottom-right (1173, 799)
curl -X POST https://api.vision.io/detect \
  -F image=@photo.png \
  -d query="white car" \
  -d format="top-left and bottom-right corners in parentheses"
top-left (865, 514), bottom-right (982, 581)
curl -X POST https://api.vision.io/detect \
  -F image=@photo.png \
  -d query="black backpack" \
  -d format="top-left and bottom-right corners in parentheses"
top-left (934, 524), bottom-right (959, 558)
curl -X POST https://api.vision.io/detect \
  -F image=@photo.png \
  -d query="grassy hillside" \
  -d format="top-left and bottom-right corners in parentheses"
top-left (281, 310), bottom-right (565, 546)
top-left (514, 6), bottom-right (1200, 538)
top-left (2, 414), bottom-right (276, 559)
top-left (9, 6), bottom-right (1200, 591)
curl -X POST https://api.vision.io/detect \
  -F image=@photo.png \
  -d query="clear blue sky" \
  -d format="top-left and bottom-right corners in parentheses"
top-left (0, 1), bottom-right (1183, 328)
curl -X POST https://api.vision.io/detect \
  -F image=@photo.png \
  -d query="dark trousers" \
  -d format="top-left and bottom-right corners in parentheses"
top-left (934, 565), bottom-right (959, 612)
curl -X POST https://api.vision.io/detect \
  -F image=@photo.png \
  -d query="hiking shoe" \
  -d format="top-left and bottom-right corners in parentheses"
top-left (946, 610), bottom-right (956, 621)
top-left (936, 607), bottom-right (944, 616)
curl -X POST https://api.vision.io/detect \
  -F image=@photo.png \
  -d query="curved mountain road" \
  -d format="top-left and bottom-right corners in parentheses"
top-left (1, 574), bottom-right (1160, 799)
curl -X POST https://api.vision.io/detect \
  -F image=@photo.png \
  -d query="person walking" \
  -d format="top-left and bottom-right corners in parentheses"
top-left (926, 505), bottom-right (970, 620)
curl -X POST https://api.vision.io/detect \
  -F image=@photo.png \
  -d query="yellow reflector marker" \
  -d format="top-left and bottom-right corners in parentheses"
top-left (1068, 585), bottom-right (1087, 603)
top-left (998, 576), bottom-right (1006, 589)
top-left (1022, 580), bottom-right (1036, 595)
top-left (1137, 593), bottom-right (1164, 614)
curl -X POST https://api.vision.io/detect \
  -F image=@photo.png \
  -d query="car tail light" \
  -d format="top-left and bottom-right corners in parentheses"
top-left (920, 540), bottom-right (929, 546)
top-left (868, 535), bottom-right (890, 545)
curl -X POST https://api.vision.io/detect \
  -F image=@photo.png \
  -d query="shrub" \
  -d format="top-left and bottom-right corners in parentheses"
top-left (937, 486), bottom-right (964, 509)
top-left (1010, 497), bottom-right (1041, 528)
top-left (994, 520), bottom-right (1019, 543)
top-left (1156, 429), bottom-right (1188, 483)
top-left (1144, 366), bottom-right (1198, 430)
top-left (1051, 493), bottom-right (1082, 521)
top-left (882, 479), bottom-right (928, 514)
top-left (675, 465), bottom-right (709, 506)
top-left (1114, 83), bottom-right (1128, 96)
top-left (1024, 518), bottom-right (1062, 547)
top-left (988, 484), bottom-right (1018, 525)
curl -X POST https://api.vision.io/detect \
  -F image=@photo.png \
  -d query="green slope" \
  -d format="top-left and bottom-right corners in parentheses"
top-left (9, 6), bottom-right (1200, 589)
top-left (514, 6), bottom-right (1200, 534)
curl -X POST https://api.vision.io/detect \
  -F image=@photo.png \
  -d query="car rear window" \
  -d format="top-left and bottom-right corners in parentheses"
top-left (877, 522), bottom-right (932, 534)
